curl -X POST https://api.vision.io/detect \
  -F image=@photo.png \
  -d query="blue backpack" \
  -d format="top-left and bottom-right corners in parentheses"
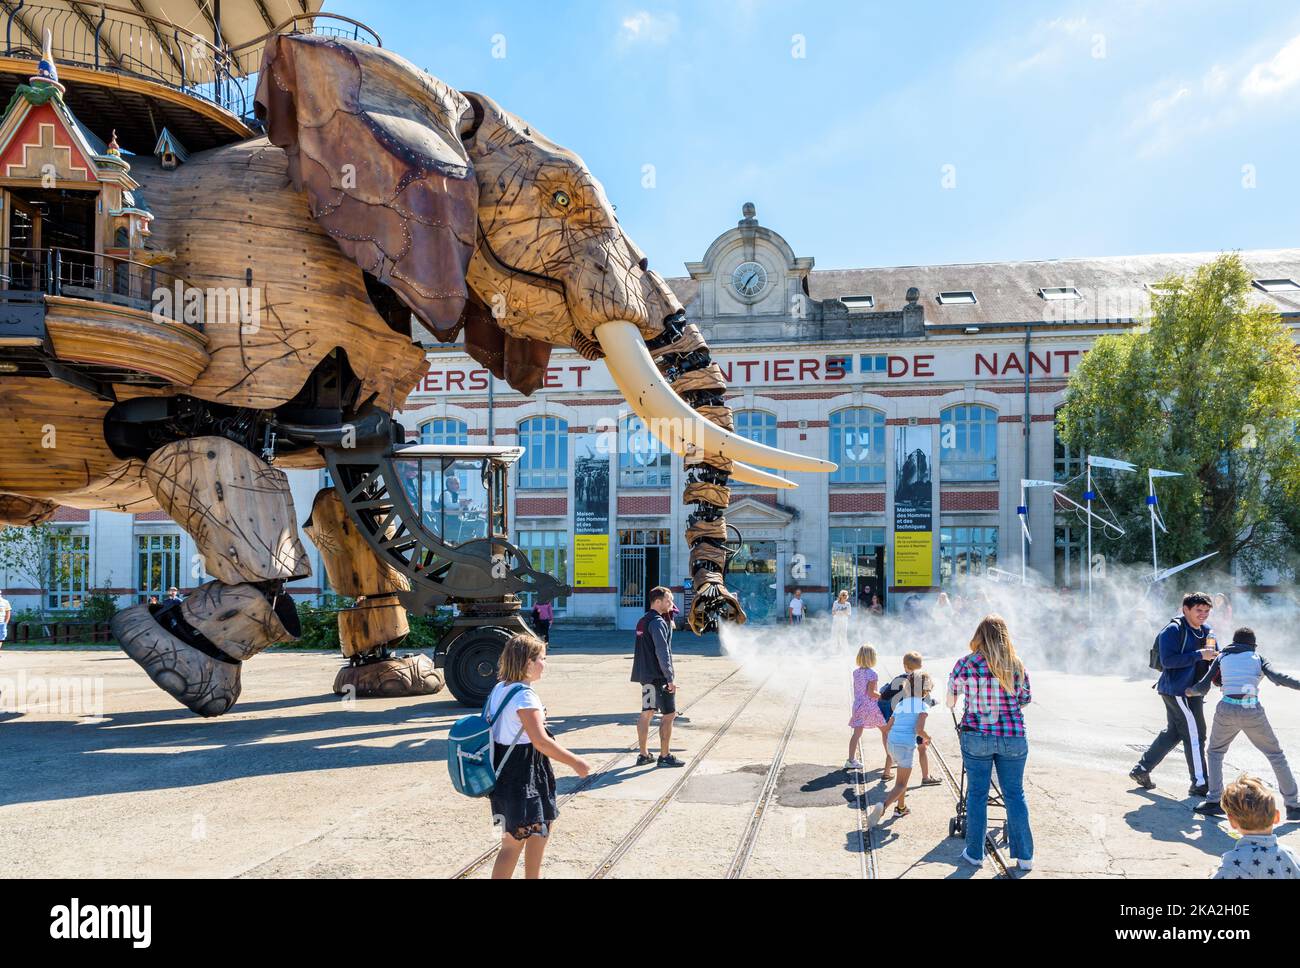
top-left (447, 684), bottom-right (528, 797)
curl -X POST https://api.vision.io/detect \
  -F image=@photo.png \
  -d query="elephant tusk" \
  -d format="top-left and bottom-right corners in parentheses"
top-left (723, 460), bottom-right (798, 490)
top-left (594, 321), bottom-right (838, 474)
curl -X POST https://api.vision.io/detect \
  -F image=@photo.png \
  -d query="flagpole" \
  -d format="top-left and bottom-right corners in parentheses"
top-left (1149, 471), bottom-right (1159, 581)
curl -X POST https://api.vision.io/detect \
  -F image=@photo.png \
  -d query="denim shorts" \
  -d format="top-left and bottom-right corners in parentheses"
top-left (887, 741), bottom-right (916, 770)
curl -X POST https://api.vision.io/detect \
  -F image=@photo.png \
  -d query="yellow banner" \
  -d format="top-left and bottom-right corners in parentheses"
top-left (573, 534), bottom-right (609, 587)
top-left (893, 531), bottom-right (933, 586)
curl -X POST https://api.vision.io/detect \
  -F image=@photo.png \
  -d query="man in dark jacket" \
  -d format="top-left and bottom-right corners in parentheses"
top-left (631, 586), bottom-right (683, 767)
top-left (1130, 592), bottom-right (1218, 795)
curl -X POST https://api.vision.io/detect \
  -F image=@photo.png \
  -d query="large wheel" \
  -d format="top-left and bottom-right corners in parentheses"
top-left (444, 626), bottom-right (513, 705)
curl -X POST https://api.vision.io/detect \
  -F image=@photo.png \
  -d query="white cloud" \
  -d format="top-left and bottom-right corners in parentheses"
top-left (1144, 85), bottom-right (1189, 123)
top-left (617, 11), bottom-right (679, 47)
top-left (1240, 32), bottom-right (1300, 96)
top-left (1202, 64), bottom-right (1228, 94)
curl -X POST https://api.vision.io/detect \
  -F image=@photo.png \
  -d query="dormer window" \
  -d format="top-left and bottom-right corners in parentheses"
top-left (1039, 287), bottom-right (1081, 301)
top-left (1253, 278), bottom-right (1300, 293)
top-left (937, 290), bottom-right (977, 305)
top-left (841, 294), bottom-right (874, 311)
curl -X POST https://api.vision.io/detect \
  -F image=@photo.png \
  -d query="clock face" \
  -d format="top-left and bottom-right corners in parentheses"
top-left (732, 261), bottom-right (768, 298)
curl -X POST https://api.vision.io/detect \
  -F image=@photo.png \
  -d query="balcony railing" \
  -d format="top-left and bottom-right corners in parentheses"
top-left (0, 245), bottom-right (200, 329)
top-left (1, 4), bottom-right (380, 121)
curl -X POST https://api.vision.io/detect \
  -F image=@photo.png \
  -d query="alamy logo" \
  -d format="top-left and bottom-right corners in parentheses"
top-left (49, 898), bottom-right (151, 949)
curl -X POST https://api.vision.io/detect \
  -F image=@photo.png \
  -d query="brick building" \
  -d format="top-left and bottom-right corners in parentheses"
top-left (397, 205), bottom-right (1300, 628)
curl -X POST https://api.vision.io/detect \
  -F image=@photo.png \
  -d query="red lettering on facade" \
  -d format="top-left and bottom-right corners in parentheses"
top-left (1001, 353), bottom-right (1025, 375)
top-left (445, 370), bottom-right (465, 391)
top-left (1054, 350), bottom-right (1081, 372)
top-left (717, 360), bottom-right (734, 382)
top-left (737, 360), bottom-right (758, 382)
top-left (913, 354), bottom-right (935, 377)
top-left (975, 353), bottom-right (997, 376)
top-left (572, 365), bottom-right (590, 387)
top-left (773, 359), bottom-right (794, 382)
top-left (468, 369), bottom-right (489, 390)
top-left (544, 367), bottom-right (562, 388)
top-left (1028, 351), bottom-right (1051, 374)
top-left (799, 359), bottom-right (819, 381)
top-left (888, 356), bottom-right (909, 378)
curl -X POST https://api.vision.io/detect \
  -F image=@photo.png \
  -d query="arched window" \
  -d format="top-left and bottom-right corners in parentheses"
top-left (419, 418), bottom-right (468, 447)
top-left (829, 408), bottom-right (886, 483)
top-left (618, 414), bottom-right (671, 488)
top-left (732, 410), bottom-right (778, 485)
top-left (939, 404), bottom-right (998, 481)
top-left (1053, 409), bottom-right (1083, 482)
top-left (517, 416), bottom-right (568, 489)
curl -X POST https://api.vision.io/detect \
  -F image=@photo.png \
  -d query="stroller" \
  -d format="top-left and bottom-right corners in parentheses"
top-left (946, 706), bottom-right (1007, 842)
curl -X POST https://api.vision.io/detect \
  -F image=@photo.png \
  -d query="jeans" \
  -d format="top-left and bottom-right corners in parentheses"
top-left (1206, 701), bottom-right (1298, 806)
top-left (1138, 693), bottom-right (1208, 787)
top-left (959, 731), bottom-right (1033, 863)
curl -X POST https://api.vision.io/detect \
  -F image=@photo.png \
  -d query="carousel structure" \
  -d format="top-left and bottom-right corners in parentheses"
top-left (0, 2), bottom-right (835, 716)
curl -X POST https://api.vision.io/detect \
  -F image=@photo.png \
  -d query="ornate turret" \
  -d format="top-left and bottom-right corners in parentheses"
top-left (30, 30), bottom-right (66, 98)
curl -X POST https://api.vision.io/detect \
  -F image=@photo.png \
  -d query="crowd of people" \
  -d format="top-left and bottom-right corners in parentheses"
top-left (475, 584), bottom-right (1296, 880)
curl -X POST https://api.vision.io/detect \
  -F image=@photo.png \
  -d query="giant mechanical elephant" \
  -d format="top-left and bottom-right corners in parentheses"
top-left (0, 34), bottom-right (834, 716)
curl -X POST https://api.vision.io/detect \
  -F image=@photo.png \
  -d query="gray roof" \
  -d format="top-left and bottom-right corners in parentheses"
top-left (664, 248), bottom-right (1300, 326)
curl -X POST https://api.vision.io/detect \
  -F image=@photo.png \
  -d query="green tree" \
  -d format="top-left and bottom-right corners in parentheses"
top-left (0, 523), bottom-right (71, 618)
top-left (1057, 253), bottom-right (1300, 581)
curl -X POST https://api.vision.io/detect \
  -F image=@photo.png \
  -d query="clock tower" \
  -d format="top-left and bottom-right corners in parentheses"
top-left (683, 202), bottom-right (815, 342)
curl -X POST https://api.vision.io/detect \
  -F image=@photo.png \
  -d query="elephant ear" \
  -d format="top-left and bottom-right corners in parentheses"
top-left (254, 34), bottom-right (477, 332)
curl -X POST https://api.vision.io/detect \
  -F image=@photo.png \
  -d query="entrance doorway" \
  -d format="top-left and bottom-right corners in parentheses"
top-left (3, 188), bottom-right (97, 292)
top-left (830, 526), bottom-right (887, 613)
top-left (617, 528), bottom-right (670, 629)
top-left (729, 540), bottom-right (778, 622)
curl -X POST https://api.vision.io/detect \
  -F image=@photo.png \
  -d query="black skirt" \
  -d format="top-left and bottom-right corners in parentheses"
top-left (489, 739), bottom-right (558, 839)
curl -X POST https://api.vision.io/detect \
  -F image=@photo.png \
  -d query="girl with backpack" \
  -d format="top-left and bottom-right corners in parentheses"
top-left (485, 633), bottom-right (590, 879)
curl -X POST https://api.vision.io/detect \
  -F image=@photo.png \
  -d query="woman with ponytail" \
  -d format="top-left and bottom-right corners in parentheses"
top-left (947, 614), bottom-right (1035, 871)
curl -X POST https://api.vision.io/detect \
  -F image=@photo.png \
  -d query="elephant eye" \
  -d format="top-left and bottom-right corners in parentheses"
top-left (552, 190), bottom-right (571, 209)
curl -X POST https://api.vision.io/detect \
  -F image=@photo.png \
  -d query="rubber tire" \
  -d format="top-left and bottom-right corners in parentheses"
top-left (950, 816), bottom-right (964, 839)
top-left (444, 626), bottom-right (513, 706)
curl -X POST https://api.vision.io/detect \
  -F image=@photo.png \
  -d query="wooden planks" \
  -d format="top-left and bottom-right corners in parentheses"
top-left (137, 140), bottom-right (429, 411)
top-left (46, 297), bottom-right (210, 387)
top-left (0, 378), bottom-right (121, 497)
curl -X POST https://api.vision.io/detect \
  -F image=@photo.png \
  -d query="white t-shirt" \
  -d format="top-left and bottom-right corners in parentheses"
top-left (788, 597), bottom-right (805, 616)
top-left (486, 681), bottom-right (543, 745)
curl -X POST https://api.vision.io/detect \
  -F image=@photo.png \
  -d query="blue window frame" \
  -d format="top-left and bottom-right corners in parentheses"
top-left (517, 416), bottom-right (568, 489)
top-left (733, 411), bottom-right (778, 485)
top-left (419, 418), bottom-right (468, 447)
top-left (829, 408), bottom-right (886, 483)
top-left (859, 354), bottom-right (888, 374)
top-left (619, 414), bottom-right (671, 488)
top-left (939, 404), bottom-right (998, 481)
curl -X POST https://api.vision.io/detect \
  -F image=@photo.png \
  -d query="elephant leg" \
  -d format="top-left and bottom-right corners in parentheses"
top-left (110, 437), bottom-right (309, 716)
top-left (304, 488), bottom-right (443, 698)
top-left (649, 314), bottom-right (747, 633)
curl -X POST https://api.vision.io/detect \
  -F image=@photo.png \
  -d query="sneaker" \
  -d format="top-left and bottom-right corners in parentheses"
top-left (921, 777), bottom-right (943, 787)
top-left (1287, 805), bottom-right (1300, 822)
top-left (960, 849), bottom-right (984, 867)
top-left (893, 805), bottom-right (910, 818)
top-left (866, 803), bottom-right (884, 827)
top-left (844, 759), bottom-right (863, 771)
top-left (634, 753), bottom-right (656, 766)
top-left (657, 753), bottom-right (685, 768)
top-left (1129, 766), bottom-right (1155, 790)
top-left (1193, 799), bottom-right (1224, 817)
top-left (1016, 858), bottom-right (1034, 871)
top-left (1188, 783), bottom-right (1208, 798)
top-left (675, 715), bottom-right (691, 725)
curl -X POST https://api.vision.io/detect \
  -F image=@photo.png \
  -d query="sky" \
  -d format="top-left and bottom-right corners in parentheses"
top-left (339, 0), bottom-right (1300, 277)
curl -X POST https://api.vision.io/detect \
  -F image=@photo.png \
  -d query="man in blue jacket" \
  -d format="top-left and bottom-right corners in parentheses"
top-left (1130, 592), bottom-right (1218, 796)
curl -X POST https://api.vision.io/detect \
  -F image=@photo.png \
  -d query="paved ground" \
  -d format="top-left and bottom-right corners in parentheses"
top-left (2, 636), bottom-right (1297, 878)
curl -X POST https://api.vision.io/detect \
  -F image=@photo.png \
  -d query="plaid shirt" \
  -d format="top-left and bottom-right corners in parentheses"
top-left (948, 652), bottom-right (1031, 737)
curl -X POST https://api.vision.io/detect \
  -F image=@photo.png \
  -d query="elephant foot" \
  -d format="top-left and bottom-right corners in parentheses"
top-left (333, 654), bottom-right (444, 698)
top-left (111, 604), bottom-right (242, 717)
top-left (687, 569), bottom-right (747, 634)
